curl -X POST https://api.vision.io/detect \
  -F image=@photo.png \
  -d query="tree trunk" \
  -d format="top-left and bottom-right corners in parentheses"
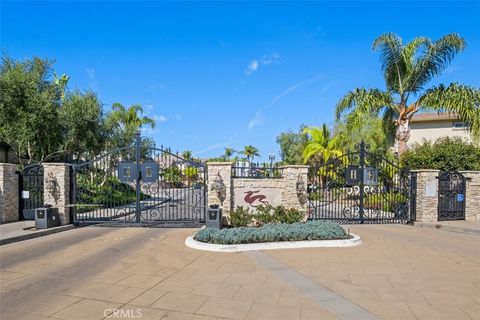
top-left (395, 119), bottom-right (411, 155)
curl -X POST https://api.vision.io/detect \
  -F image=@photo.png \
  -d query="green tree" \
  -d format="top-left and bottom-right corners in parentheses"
top-left (60, 90), bottom-right (105, 159)
top-left (302, 124), bottom-right (342, 165)
top-left (276, 126), bottom-right (308, 164)
top-left (0, 56), bottom-right (63, 165)
top-left (336, 33), bottom-right (480, 154)
top-left (54, 73), bottom-right (70, 103)
top-left (181, 150), bottom-right (193, 161)
top-left (223, 147), bottom-right (235, 161)
top-left (241, 145), bottom-right (260, 161)
top-left (183, 167), bottom-right (199, 185)
top-left (335, 113), bottom-right (391, 157)
top-left (105, 103), bottom-right (155, 149)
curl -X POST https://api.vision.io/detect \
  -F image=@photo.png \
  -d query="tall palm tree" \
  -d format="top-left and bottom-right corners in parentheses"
top-left (241, 145), bottom-right (259, 161)
top-left (336, 33), bottom-right (480, 154)
top-left (223, 147), bottom-right (235, 161)
top-left (105, 103), bottom-right (155, 148)
top-left (182, 150), bottom-right (193, 161)
top-left (302, 124), bottom-right (342, 165)
top-left (54, 73), bottom-right (70, 103)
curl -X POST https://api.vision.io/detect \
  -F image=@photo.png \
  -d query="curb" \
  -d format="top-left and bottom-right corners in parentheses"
top-left (0, 225), bottom-right (75, 246)
top-left (185, 233), bottom-right (361, 252)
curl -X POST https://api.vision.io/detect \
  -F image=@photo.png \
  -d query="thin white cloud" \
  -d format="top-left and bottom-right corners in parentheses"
top-left (194, 143), bottom-right (227, 156)
top-left (153, 114), bottom-right (167, 123)
top-left (86, 68), bottom-right (95, 79)
top-left (175, 114), bottom-right (182, 120)
top-left (248, 74), bottom-right (324, 131)
top-left (146, 83), bottom-right (166, 92)
top-left (246, 52), bottom-right (281, 75)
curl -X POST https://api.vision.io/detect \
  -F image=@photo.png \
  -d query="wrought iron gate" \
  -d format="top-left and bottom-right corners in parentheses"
top-left (20, 164), bottom-right (44, 220)
top-left (307, 142), bottom-right (415, 223)
top-left (73, 134), bottom-right (207, 225)
top-left (438, 171), bottom-right (466, 221)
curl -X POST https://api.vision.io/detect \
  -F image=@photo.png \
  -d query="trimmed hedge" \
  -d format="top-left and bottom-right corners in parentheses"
top-left (194, 220), bottom-right (350, 245)
top-left (400, 137), bottom-right (480, 171)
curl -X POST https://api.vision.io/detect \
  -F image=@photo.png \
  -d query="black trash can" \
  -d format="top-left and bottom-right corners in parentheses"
top-left (206, 205), bottom-right (222, 229)
top-left (35, 207), bottom-right (60, 229)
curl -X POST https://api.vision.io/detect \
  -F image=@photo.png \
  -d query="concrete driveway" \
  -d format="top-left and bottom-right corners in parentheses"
top-left (0, 224), bottom-right (478, 320)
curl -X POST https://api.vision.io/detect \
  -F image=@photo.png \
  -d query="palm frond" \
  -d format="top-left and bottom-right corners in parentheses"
top-left (418, 83), bottom-right (480, 140)
top-left (335, 88), bottom-right (392, 120)
top-left (409, 34), bottom-right (466, 92)
top-left (372, 33), bottom-right (404, 93)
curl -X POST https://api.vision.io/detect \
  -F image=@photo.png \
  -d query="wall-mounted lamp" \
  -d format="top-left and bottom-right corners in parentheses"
top-left (211, 172), bottom-right (226, 203)
top-left (45, 172), bottom-right (59, 203)
top-left (296, 174), bottom-right (307, 205)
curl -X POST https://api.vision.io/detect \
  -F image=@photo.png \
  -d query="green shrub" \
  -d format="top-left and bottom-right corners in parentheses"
top-left (229, 206), bottom-right (253, 227)
top-left (255, 205), bottom-right (276, 224)
top-left (254, 205), bottom-right (304, 225)
top-left (400, 137), bottom-right (480, 171)
top-left (194, 220), bottom-right (350, 244)
top-left (364, 192), bottom-right (407, 212)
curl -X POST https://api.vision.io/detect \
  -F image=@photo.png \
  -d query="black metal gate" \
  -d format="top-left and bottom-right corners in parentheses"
top-left (72, 134), bottom-right (207, 225)
top-left (20, 163), bottom-right (44, 220)
top-left (307, 141), bottom-right (415, 223)
top-left (438, 171), bottom-right (466, 221)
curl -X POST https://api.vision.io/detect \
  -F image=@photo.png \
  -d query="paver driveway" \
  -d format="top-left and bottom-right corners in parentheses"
top-left (0, 224), bottom-right (479, 320)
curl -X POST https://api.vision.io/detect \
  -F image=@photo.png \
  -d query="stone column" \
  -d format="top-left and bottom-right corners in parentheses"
top-left (207, 162), bottom-right (233, 214)
top-left (460, 171), bottom-right (480, 221)
top-left (280, 165), bottom-right (309, 212)
top-left (43, 163), bottom-right (71, 225)
top-left (411, 169), bottom-right (440, 222)
top-left (0, 163), bottom-right (19, 223)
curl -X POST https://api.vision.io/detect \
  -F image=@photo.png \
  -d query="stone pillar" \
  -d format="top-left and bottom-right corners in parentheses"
top-left (411, 169), bottom-right (440, 222)
top-left (280, 165), bottom-right (309, 212)
top-left (207, 162), bottom-right (233, 214)
top-left (0, 163), bottom-right (19, 223)
top-left (43, 163), bottom-right (71, 225)
top-left (460, 171), bottom-right (480, 221)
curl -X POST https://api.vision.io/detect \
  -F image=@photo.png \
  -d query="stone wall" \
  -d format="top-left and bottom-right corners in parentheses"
top-left (0, 163), bottom-right (19, 223)
top-left (207, 163), bottom-right (308, 223)
top-left (412, 169), bottom-right (480, 222)
top-left (412, 170), bottom-right (440, 222)
top-left (460, 171), bottom-right (480, 221)
top-left (43, 163), bottom-right (71, 225)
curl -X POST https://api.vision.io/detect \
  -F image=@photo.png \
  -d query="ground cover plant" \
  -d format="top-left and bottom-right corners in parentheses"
top-left (194, 220), bottom-right (350, 245)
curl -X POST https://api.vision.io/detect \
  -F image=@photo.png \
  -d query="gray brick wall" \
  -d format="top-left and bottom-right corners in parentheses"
top-left (0, 163), bottom-right (19, 223)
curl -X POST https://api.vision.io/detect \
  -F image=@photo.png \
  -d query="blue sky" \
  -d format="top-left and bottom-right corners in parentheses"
top-left (2, 1), bottom-right (479, 160)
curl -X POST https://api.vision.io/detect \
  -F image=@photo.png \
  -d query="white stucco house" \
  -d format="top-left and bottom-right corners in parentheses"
top-left (407, 113), bottom-right (472, 148)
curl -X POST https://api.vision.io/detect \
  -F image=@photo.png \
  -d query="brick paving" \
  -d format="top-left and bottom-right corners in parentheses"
top-left (0, 224), bottom-right (478, 320)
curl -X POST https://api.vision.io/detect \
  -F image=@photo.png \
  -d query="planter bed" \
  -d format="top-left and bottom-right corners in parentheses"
top-left (185, 220), bottom-right (361, 252)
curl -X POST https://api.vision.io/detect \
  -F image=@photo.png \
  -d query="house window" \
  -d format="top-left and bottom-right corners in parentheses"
top-left (452, 122), bottom-right (469, 130)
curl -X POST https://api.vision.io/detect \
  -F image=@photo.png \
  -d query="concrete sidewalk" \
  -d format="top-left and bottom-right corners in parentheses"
top-left (0, 220), bottom-right (74, 245)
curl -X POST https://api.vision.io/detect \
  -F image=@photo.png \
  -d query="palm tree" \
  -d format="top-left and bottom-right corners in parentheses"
top-left (105, 103), bottom-right (155, 148)
top-left (241, 145), bottom-right (260, 161)
top-left (223, 147), bottom-right (235, 161)
top-left (54, 73), bottom-right (70, 102)
top-left (302, 124), bottom-right (342, 165)
top-left (182, 150), bottom-right (193, 161)
top-left (336, 33), bottom-right (480, 154)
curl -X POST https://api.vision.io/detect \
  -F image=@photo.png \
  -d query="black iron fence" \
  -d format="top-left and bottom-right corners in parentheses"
top-left (231, 162), bottom-right (282, 179)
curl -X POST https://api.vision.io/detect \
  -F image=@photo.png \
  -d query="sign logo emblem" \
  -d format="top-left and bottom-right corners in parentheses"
top-left (244, 190), bottom-right (269, 207)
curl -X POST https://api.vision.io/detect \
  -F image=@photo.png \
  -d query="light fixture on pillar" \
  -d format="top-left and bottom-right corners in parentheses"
top-left (45, 172), bottom-right (59, 203)
top-left (296, 174), bottom-right (307, 205)
top-left (211, 172), bottom-right (226, 203)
